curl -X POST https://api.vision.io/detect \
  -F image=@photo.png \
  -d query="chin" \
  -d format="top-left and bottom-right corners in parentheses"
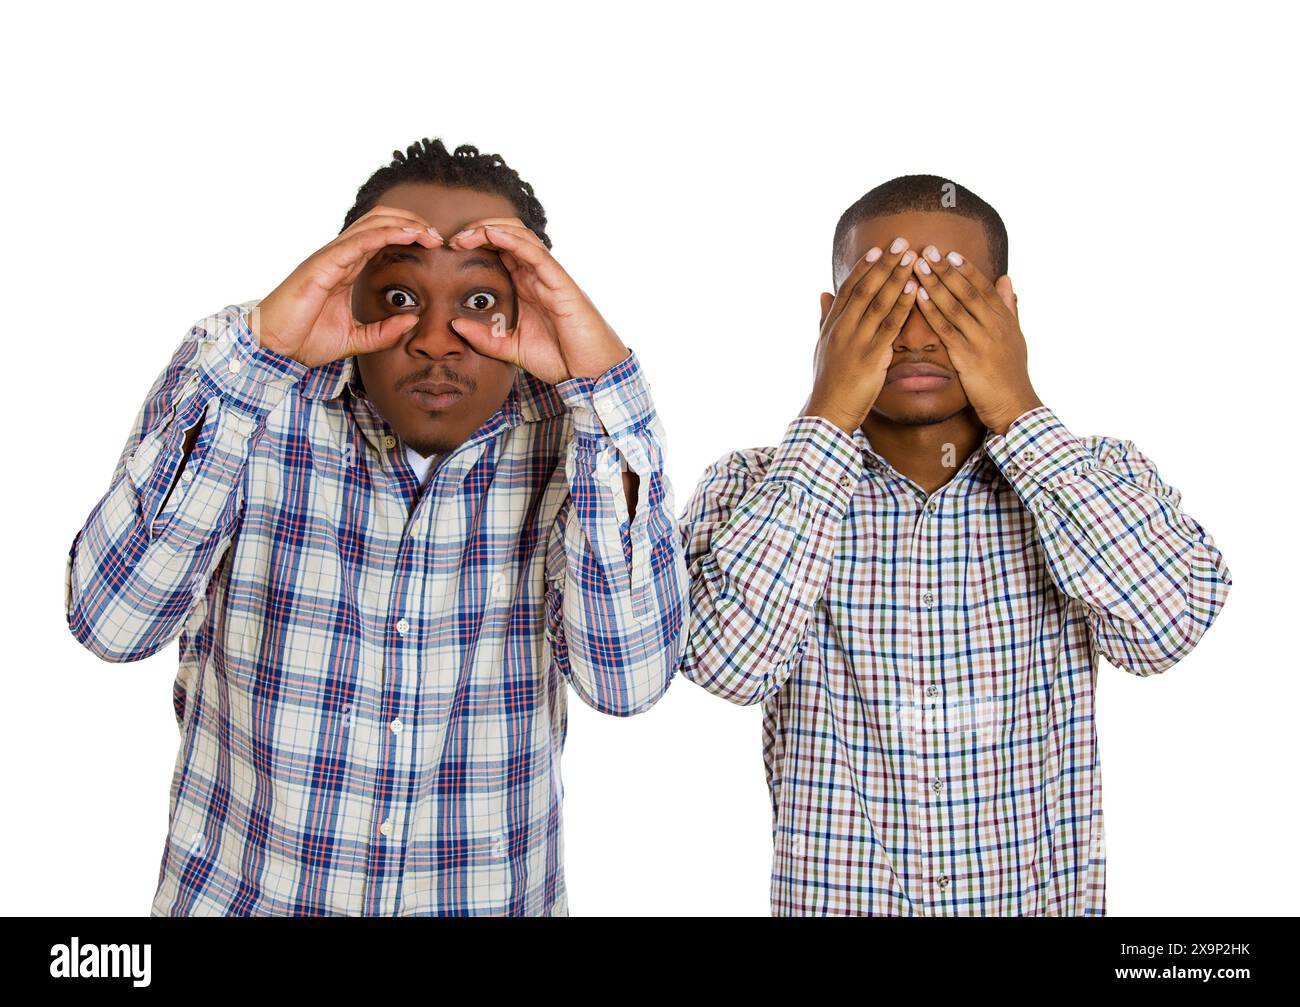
top-left (873, 396), bottom-right (968, 427)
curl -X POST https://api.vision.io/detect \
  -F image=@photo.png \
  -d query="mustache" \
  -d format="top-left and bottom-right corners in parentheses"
top-left (401, 368), bottom-right (477, 394)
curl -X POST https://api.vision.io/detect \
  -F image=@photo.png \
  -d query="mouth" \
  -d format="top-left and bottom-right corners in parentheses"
top-left (406, 380), bottom-right (466, 411)
top-left (885, 362), bottom-right (951, 393)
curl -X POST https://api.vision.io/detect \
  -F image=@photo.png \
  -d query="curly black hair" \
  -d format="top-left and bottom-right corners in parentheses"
top-left (339, 137), bottom-right (551, 248)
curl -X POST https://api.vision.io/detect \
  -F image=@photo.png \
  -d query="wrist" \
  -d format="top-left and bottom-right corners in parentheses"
top-left (802, 397), bottom-right (862, 435)
top-left (566, 341), bottom-right (630, 381)
top-left (984, 393), bottom-right (1044, 436)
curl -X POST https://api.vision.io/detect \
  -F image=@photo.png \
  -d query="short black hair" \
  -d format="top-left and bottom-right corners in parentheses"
top-left (340, 136), bottom-right (551, 248)
top-left (831, 174), bottom-right (1007, 285)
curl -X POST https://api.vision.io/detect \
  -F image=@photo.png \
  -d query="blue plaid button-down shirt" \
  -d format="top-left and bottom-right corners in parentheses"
top-left (65, 300), bottom-right (686, 916)
top-left (679, 408), bottom-right (1231, 916)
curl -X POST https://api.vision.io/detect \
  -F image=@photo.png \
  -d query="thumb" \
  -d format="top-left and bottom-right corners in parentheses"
top-left (995, 275), bottom-right (1018, 316)
top-left (450, 317), bottom-right (515, 363)
top-left (353, 313), bottom-right (419, 355)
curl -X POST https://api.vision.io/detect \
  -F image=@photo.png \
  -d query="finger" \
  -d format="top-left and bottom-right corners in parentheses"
top-left (995, 275), bottom-right (1017, 316)
top-left (452, 223), bottom-right (548, 257)
top-left (350, 204), bottom-right (444, 240)
top-left (448, 316), bottom-right (518, 365)
top-left (344, 213), bottom-right (444, 245)
top-left (912, 252), bottom-right (981, 339)
top-left (918, 247), bottom-right (1000, 328)
top-left (324, 225), bottom-right (442, 289)
top-left (826, 239), bottom-right (904, 330)
top-left (448, 215), bottom-right (527, 230)
top-left (448, 218), bottom-right (538, 249)
top-left (842, 244), bottom-right (918, 344)
top-left (449, 215), bottom-right (526, 233)
top-left (824, 245), bottom-right (883, 330)
top-left (868, 277), bottom-right (919, 353)
top-left (349, 312), bottom-right (421, 356)
top-left (831, 238), bottom-right (914, 336)
top-left (914, 282), bottom-right (967, 348)
top-left (465, 225), bottom-right (572, 292)
top-left (313, 225), bottom-right (443, 292)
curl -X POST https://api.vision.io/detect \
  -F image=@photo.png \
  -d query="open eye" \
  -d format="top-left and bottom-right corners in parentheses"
top-left (383, 287), bottom-right (419, 310)
top-left (462, 291), bottom-right (497, 312)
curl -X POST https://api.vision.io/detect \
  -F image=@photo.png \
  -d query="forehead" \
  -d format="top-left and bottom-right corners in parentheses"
top-left (840, 211), bottom-right (995, 284)
top-left (375, 181), bottom-right (519, 237)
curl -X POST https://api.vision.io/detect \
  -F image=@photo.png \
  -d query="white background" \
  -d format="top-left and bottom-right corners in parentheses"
top-left (4, 1), bottom-right (1295, 916)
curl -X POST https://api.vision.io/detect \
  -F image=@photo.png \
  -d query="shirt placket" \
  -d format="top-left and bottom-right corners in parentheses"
top-left (907, 478), bottom-right (952, 916)
top-left (352, 428), bottom-right (416, 915)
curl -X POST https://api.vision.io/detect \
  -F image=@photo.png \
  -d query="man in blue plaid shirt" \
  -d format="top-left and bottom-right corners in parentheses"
top-left (65, 137), bottom-right (686, 916)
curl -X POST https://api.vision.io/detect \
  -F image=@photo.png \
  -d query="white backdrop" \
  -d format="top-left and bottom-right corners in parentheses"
top-left (4, 0), bottom-right (1294, 916)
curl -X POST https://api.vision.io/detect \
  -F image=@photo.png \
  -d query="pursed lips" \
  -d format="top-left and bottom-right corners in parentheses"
top-left (407, 380), bottom-right (465, 396)
top-left (886, 362), bottom-right (951, 383)
top-left (406, 379), bottom-right (467, 409)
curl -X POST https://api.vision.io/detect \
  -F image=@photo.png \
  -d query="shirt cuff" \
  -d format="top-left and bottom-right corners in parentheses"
top-left (193, 303), bottom-right (310, 410)
top-left (766, 414), bottom-right (863, 513)
top-left (554, 348), bottom-right (654, 437)
top-left (983, 405), bottom-right (1099, 506)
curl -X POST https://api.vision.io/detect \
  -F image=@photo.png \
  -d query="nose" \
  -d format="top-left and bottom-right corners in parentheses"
top-left (403, 309), bottom-right (468, 359)
top-left (893, 307), bottom-right (941, 354)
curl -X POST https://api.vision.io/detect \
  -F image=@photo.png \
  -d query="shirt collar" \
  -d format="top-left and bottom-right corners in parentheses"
top-left (850, 423), bottom-right (998, 485)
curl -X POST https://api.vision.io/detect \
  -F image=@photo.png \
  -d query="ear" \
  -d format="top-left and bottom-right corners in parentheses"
top-left (819, 291), bottom-right (834, 326)
top-left (995, 275), bottom-right (1018, 317)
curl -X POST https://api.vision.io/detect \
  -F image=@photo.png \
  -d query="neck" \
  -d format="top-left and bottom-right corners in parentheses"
top-left (861, 406), bottom-right (986, 494)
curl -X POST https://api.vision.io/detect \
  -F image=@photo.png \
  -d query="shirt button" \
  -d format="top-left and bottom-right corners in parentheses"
top-left (926, 498), bottom-right (939, 513)
top-left (390, 718), bottom-right (403, 734)
top-left (925, 684), bottom-right (939, 698)
top-left (838, 474), bottom-right (853, 489)
top-left (921, 591), bottom-right (935, 608)
top-left (1006, 463), bottom-right (1019, 476)
top-left (937, 875), bottom-right (950, 890)
top-left (227, 357), bottom-right (242, 374)
top-left (181, 469), bottom-right (194, 483)
top-left (379, 820), bottom-right (393, 837)
top-left (1021, 449), bottom-right (1036, 462)
top-left (395, 617), bottom-right (410, 636)
top-left (931, 778), bottom-right (943, 794)
top-left (382, 435), bottom-right (397, 449)
top-left (790, 834), bottom-right (806, 857)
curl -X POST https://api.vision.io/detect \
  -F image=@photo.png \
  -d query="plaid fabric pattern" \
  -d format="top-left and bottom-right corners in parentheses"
top-left (679, 407), bottom-right (1231, 916)
top-left (65, 300), bottom-right (686, 916)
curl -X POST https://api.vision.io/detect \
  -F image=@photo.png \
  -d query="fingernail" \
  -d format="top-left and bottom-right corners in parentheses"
top-left (924, 245), bottom-right (941, 263)
top-left (889, 237), bottom-right (908, 254)
top-left (402, 227), bottom-right (422, 234)
top-left (916, 258), bottom-right (932, 275)
top-left (427, 226), bottom-right (442, 239)
top-left (453, 229), bottom-right (474, 242)
top-left (918, 287), bottom-right (930, 301)
top-left (947, 251), bottom-right (964, 266)
top-left (899, 250), bottom-right (915, 267)
top-left (904, 280), bottom-right (916, 294)
top-left (865, 247), bottom-right (882, 263)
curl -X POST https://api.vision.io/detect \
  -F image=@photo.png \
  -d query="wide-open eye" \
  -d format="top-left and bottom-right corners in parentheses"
top-left (462, 291), bottom-right (497, 312)
top-left (383, 287), bottom-right (419, 310)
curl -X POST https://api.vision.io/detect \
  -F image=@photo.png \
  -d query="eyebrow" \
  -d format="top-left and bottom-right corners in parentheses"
top-left (374, 248), bottom-right (510, 279)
